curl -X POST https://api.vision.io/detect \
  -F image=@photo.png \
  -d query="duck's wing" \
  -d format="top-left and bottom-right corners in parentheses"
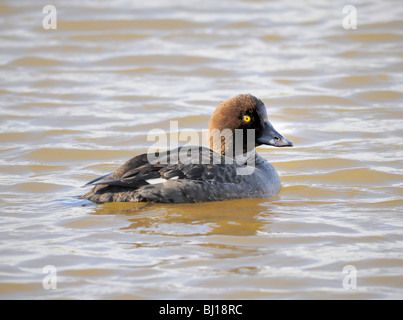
top-left (82, 173), bottom-right (112, 187)
top-left (89, 162), bottom-right (168, 187)
top-left (83, 152), bottom-right (153, 187)
top-left (83, 146), bottom-right (243, 188)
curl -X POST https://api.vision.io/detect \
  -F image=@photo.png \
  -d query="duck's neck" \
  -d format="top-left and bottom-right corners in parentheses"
top-left (207, 129), bottom-right (256, 158)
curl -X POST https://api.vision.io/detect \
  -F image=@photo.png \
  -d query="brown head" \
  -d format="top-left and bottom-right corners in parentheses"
top-left (207, 94), bottom-right (293, 156)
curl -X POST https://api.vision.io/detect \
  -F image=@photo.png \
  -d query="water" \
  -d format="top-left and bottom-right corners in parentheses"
top-left (1, 0), bottom-right (403, 299)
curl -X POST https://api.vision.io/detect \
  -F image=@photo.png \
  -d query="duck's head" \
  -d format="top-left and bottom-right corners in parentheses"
top-left (207, 94), bottom-right (293, 156)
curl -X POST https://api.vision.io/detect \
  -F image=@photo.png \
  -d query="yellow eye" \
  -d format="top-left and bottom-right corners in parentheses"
top-left (243, 115), bottom-right (251, 123)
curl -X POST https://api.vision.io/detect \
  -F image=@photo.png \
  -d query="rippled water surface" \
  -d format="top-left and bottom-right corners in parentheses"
top-left (1, 0), bottom-right (403, 299)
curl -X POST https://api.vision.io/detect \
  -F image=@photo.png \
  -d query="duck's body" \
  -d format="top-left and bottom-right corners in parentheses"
top-left (82, 94), bottom-right (292, 204)
top-left (82, 146), bottom-right (281, 203)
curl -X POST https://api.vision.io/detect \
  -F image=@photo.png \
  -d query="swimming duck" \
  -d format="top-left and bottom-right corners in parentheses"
top-left (82, 94), bottom-right (293, 203)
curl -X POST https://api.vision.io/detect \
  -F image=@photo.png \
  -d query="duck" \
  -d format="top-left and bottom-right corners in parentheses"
top-left (81, 94), bottom-right (293, 203)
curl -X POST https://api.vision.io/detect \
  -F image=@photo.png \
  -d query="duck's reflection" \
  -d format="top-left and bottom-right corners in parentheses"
top-left (89, 197), bottom-right (278, 237)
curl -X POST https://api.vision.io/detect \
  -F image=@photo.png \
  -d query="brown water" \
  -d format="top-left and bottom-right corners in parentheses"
top-left (1, 0), bottom-right (403, 299)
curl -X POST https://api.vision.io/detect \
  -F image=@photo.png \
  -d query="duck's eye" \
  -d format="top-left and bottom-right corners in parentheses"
top-left (243, 115), bottom-right (251, 123)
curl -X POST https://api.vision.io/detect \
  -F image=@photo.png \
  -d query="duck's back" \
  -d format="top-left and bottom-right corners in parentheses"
top-left (82, 146), bottom-right (280, 204)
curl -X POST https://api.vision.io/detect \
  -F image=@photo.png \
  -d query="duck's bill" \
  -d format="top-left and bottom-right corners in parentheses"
top-left (256, 122), bottom-right (293, 147)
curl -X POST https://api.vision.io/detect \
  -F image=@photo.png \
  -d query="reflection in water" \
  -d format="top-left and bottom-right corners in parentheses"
top-left (91, 198), bottom-right (275, 237)
top-left (0, 0), bottom-right (403, 299)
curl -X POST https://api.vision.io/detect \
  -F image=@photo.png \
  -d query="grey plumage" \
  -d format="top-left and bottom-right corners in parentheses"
top-left (81, 147), bottom-right (280, 203)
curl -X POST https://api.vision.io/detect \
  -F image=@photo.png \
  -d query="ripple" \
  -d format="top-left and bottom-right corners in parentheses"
top-left (93, 54), bottom-right (221, 67)
top-left (20, 148), bottom-right (136, 163)
top-left (324, 74), bottom-right (389, 89)
top-left (58, 19), bottom-right (207, 31)
top-left (69, 33), bottom-right (151, 41)
top-left (269, 94), bottom-right (362, 107)
top-left (326, 33), bottom-right (403, 43)
top-left (8, 182), bottom-right (69, 193)
top-left (352, 90), bottom-right (403, 102)
top-left (290, 168), bottom-right (403, 187)
top-left (10, 57), bottom-right (65, 67)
